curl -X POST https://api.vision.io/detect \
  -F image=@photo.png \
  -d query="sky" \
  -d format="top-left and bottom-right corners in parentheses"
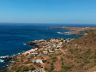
top-left (0, 0), bottom-right (96, 24)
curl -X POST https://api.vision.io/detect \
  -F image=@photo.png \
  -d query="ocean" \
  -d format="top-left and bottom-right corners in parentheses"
top-left (0, 23), bottom-right (95, 67)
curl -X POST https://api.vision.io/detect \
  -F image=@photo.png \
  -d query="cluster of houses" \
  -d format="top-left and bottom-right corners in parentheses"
top-left (19, 38), bottom-right (74, 72)
top-left (6, 38), bottom-right (76, 72)
top-left (22, 39), bottom-right (65, 63)
top-left (22, 38), bottom-right (75, 64)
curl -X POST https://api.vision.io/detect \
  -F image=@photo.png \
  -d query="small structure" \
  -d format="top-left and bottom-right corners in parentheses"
top-left (31, 52), bottom-right (38, 56)
top-left (32, 59), bottom-right (43, 64)
top-left (48, 49), bottom-right (54, 53)
top-left (43, 51), bottom-right (48, 55)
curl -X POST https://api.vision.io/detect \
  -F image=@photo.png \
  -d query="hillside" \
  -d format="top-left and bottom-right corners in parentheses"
top-left (61, 30), bottom-right (96, 72)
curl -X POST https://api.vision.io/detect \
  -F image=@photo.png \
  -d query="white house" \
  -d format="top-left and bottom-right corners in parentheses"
top-left (32, 59), bottom-right (43, 64)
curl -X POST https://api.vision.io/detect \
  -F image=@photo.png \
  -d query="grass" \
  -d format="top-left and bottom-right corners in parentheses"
top-left (48, 55), bottom-right (56, 72)
top-left (61, 57), bottom-right (72, 72)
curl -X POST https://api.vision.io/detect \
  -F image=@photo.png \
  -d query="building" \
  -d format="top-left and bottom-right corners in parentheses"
top-left (32, 59), bottom-right (43, 64)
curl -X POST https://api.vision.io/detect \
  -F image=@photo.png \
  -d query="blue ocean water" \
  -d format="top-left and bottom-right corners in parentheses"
top-left (0, 23), bottom-right (95, 67)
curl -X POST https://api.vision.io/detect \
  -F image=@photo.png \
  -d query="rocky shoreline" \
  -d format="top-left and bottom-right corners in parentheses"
top-left (0, 56), bottom-right (13, 62)
top-left (57, 27), bottom-right (96, 35)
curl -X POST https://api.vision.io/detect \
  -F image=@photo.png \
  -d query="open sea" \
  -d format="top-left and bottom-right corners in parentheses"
top-left (0, 23), bottom-right (96, 67)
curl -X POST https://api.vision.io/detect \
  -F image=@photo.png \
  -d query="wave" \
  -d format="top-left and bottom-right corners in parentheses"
top-left (57, 32), bottom-right (64, 34)
top-left (0, 59), bottom-right (4, 63)
top-left (23, 43), bottom-right (27, 46)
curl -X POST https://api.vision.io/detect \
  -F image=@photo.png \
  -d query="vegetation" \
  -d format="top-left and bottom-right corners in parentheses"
top-left (61, 30), bottom-right (96, 72)
top-left (8, 64), bottom-right (35, 72)
top-left (48, 56), bottom-right (56, 72)
top-left (61, 57), bottom-right (72, 72)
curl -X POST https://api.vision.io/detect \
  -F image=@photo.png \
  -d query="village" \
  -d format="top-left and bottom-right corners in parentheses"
top-left (8, 38), bottom-right (73, 72)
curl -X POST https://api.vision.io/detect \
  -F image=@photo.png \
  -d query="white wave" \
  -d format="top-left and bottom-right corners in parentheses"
top-left (0, 59), bottom-right (4, 63)
top-left (57, 32), bottom-right (64, 34)
top-left (23, 43), bottom-right (27, 45)
top-left (0, 55), bottom-right (9, 58)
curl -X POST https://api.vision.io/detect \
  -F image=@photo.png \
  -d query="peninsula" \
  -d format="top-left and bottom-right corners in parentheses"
top-left (56, 26), bottom-right (96, 35)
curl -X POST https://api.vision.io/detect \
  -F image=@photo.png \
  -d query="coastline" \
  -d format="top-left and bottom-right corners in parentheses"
top-left (6, 29), bottom-right (96, 72)
top-left (1, 26), bottom-right (96, 72)
top-left (0, 26), bottom-right (93, 64)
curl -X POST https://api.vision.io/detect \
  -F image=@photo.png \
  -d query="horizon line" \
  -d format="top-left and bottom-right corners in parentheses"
top-left (0, 22), bottom-right (96, 25)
